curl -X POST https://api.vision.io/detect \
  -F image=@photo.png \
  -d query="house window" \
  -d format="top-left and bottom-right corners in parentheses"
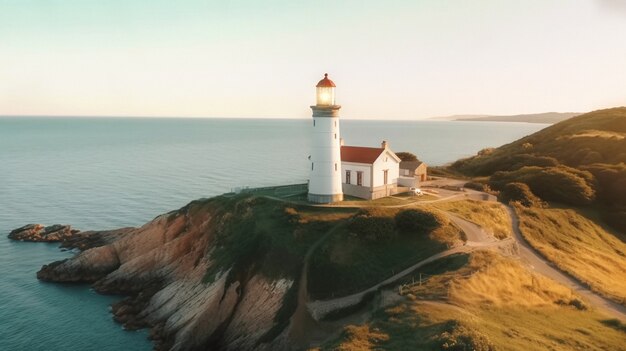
top-left (384, 170), bottom-right (388, 185)
top-left (335, 163), bottom-right (337, 171)
top-left (346, 170), bottom-right (351, 184)
top-left (357, 171), bottom-right (363, 186)
top-left (334, 133), bottom-right (337, 139)
top-left (313, 120), bottom-right (316, 127)
top-left (311, 162), bottom-right (314, 170)
top-left (334, 121), bottom-right (337, 127)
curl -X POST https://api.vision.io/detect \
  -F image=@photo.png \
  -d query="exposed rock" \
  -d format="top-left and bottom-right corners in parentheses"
top-left (31, 198), bottom-right (297, 351)
top-left (8, 223), bottom-right (79, 242)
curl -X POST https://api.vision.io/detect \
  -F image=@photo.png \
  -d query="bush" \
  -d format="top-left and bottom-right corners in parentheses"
top-left (498, 182), bottom-right (545, 208)
top-left (507, 154), bottom-right (560, 171)
top-left (490, 166), bottom-right (596, 206)
top-left (396, 151), bottom-right (419, 162)
top-left (395, 209), bottom-right (447, 234)
top-left (438, 322), bottom-right (496, 351)
top-left (349, 209), bottom-right (396, 241)
top-left (582, 163), bottom-right (626, 206)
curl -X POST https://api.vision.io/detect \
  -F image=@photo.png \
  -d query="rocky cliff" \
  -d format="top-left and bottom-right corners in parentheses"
top-left (29, 196), bottom-right (305, 351)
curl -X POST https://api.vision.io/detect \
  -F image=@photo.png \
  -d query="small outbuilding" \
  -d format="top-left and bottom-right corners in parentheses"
top-left (340, 141), bottom-right (402, 200)
top-left (398, 160), bottom-right (428, 188)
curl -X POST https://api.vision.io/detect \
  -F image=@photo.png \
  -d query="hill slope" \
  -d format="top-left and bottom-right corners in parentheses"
top-left (452, 107), bottom-right (626, 174)
top-left (451, 107), bottom-right (626, 231)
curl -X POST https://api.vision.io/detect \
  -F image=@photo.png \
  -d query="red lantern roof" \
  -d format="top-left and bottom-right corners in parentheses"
top-left (316, 73), bottom-right (336, 88)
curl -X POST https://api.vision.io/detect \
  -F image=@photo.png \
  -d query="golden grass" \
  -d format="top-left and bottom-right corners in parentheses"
top-left (320, 251), bottom-right (626, 351)
top-left (560, 129), bottom-right (625, 140)
top-left (429, 200), bottom-right (512, 239)
top-left (448, 252), bottom-right (575, 307)
top-left (515, 205), bottom-right (626, 306)
top-left (338, 194), bottom-right (437, 207)
top-left (295, 207), bottom-right (358, 223)
top-left (330, 325), bottom-right (390, 351)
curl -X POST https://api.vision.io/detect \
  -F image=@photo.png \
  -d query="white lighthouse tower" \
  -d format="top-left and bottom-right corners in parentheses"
top-left (308, 73), bottom-right (343, 203)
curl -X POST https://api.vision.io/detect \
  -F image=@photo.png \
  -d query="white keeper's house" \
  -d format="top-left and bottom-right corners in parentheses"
top-left (340, 140), bottom-right (402, 200)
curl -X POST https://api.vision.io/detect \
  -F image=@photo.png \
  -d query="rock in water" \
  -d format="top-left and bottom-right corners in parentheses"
top-left (8, 223), bottom-right (79, 242)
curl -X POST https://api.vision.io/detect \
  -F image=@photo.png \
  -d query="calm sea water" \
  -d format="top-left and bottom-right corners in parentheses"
top-left (0, 117), bottom-right (546, 350)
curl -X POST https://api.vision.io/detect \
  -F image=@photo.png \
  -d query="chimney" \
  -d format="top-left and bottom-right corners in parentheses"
top-left (381, 140), bottom-right (388, 149)
top-left (340, 138), bottom-right (345, 146)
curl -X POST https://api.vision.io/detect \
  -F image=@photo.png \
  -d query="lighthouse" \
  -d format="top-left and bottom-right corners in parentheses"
top-left (308, 73), bottom-right (344, 203)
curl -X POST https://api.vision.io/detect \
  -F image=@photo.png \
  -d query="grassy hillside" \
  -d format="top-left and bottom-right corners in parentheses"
top-left (514, 205), bottom-right (626, 306)
top-left (308, 207), bottom-right (462, 299)
top-left (319, 252), bottom-right (626, 351)
top-left (429, 200), bottom-right (512, 239)
top-left (452, 107), bottom-right (626, 174)
top-left (450, 107), bottom-right (626, 232)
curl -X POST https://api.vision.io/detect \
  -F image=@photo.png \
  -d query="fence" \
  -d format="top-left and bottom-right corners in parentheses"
top-left (397, 270), bottom-right (478, 297)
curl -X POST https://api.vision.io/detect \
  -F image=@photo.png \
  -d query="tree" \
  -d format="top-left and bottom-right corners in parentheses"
top-left (396, 151), bottom-right (419, 162)
top-left (498, 182), bottom-right (545, 208)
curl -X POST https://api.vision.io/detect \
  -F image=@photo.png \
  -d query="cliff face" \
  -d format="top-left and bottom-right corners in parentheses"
top-left (35, 197), bottom-right (297, 351)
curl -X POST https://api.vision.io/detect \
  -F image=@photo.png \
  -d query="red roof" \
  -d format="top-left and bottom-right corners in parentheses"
top-left (316, 73), bottom-right (336, 87)
top-left (341, 146), bottom-right (384, 164)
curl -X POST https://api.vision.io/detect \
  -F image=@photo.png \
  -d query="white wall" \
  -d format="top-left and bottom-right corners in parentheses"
top-left (309, 116), bottom-right (343, 196)
top-left (372, 150), bottom-right (400, 188)
top-left (341, 162), bottom-right (372, 187)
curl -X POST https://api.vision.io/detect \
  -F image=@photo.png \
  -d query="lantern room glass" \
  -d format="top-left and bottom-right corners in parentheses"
top-left (316, 86), bottom-right (335, 106)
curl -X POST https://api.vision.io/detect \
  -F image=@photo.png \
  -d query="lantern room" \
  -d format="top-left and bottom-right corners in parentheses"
top-left (316, 73), bottom-right (336, 106)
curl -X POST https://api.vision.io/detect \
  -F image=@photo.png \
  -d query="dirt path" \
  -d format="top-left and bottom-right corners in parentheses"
top-left (306, 238), bottom-right (513, 321)
top-left (446, 212), bottom-right (497, 244)
top-left (506, 206), bottom-right (626, 321)
top-left (288, 225), bottom-right (340, 346)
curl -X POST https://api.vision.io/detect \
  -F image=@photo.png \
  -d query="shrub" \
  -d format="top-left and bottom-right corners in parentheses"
top-left (490, 166), bottom-right (596, 206)
top-left (395, 209), bottom-right (447, 234)
top-left (438, 322), bottom-right (496, 351)
top-left (349, 210), bottom-right (396, 241)
top-left (396, 151), bottom-right (419, 162)
top-left (498, 182), bottom-right (545, 208)
top-left (507, 154), bottom-right (560, 171)
top-left (582, 163), bottom-right (626, 206)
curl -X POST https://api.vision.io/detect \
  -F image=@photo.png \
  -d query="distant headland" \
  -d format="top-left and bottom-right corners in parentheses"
top-left (432, 111), bottom-right (581, 124)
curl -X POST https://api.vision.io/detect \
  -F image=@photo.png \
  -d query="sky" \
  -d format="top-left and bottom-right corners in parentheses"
top-left (1, 0), bottom-right (625, 119)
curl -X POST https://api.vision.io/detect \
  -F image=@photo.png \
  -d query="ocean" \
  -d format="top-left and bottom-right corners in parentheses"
top-left (0, 117), bottom-right (547, 350)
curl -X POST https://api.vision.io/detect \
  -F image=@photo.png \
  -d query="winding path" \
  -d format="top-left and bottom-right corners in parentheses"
top-left (302, 200), bottom-right (626, 322)
top-left (285, 180), bottom-right (626, 339)
top-left (506, 206), bottom-right (626, 321)
top-left (305, 212), bottom-right (515, 321)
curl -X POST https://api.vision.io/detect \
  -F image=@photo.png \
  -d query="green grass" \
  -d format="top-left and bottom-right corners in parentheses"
top-left (319, 251), bottom-right (626, 351)
top-left (202, 195), bottom-right (354, 284)
top-left (339, 195), bottom-right (423, 207)
top-left (514, 204), bottom-right (626, 306)
top-left (307, 207), bottom-right (462, 300)
top-left (429, 199), bottom-right (512, 239)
